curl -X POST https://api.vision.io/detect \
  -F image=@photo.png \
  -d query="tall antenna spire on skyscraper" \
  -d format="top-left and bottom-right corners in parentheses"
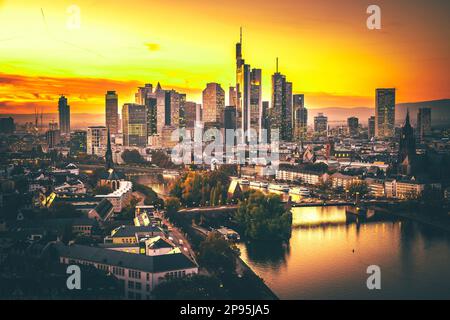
top-left (276, 57), bottom-right (279, 73)
top-left (240, 26), bottom-right (242, 44)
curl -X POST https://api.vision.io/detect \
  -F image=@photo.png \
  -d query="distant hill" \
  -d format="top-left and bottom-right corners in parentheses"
top-left (2, 99), bottom-right (449, 130)
top-left (308, 107), bottom-right (374, 125)
top-left (0, 113), bottom-right (104, 130)
top-left (396, 99), bottom-right (450, 128)
top-left (310, 99), bottom-right (450, 128)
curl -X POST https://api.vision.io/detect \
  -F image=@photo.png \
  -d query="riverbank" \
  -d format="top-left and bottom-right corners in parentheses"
top-left (189, 225), bottom-right (278, 300)
top-left (234, 252), bottom-right (279, 300)
top-left (238, 205), bottom-right (450, 299)
top-left (384, 209), bottom-right (450, 233)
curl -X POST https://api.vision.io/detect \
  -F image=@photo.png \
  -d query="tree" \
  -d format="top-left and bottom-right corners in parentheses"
top-left (134, 184), bottom-right (164, 208)
top-left (317, 179), bottom-right (332, 193)
top-left (93, 185), bottom-right (113, 195)
top-left (13, 177), bottom-right (29, 194)
top-left (418, 186), bottom-right (445, 214)
top-left (235, 190), bottom-right (292, 241)
top-left (302, 162), bottom-right (328, 173)
top-left (89, 168), bottom-right (107, 187)
top-left (169, 167), bottom-right (233, 208)
top-left (115, 197), bottom-right (139, 220)
top-left (50, 202), bottom-right (82, 218)
top-left (121, 150), bottom-right (145, 164)
top-left (347, 181), bottom-right (369, 199)
top-left (198, 233), bottom-right (236, 275)
top-left (165, 197), bottom-right (181, 221)
top-left (151, 150), bottom-right (176, 168)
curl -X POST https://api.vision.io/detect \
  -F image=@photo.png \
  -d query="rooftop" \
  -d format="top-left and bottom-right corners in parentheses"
top-left (53, 243), bottom-right (197, 273)
top-left (111, 225), bottom-right (164, 238)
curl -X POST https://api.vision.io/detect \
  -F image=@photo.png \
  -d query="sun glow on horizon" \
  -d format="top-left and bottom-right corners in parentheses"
top-left (1, 0), bottom-right (449, 114)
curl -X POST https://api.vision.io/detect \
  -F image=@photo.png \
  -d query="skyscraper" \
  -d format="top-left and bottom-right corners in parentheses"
top-left (70, 130), bottom-right (87, 155)
top-left (261, 101), bottom-right (270, 138)
top-left (417, 107), bottom-right (431, 141)
top-left (249, 68), bottom-right (262, 139)
top-left (235, 28), bottom-right (245, 138)
top-left (368, 116), bottom-right (376, 139)
top-left (155, 84), bottom-right (183, 136)
top-left (347, 117), bottom-right (359, 136)
top-left (46, 129), bottom-right (61, 149)
top-left (314, 113), bottom-right (328, 134)
top-left (202, 83), bottom-right (225, 127)
top-left (224, 106), bottom-right (237, 146)
top-left (146, 96), bottom-right (158, 136)
top-left (234, 28), bottom-right (259, 144)
top-left (229, 86), bottom-right (237, 108)
top-left (0, 117), bottom-right (15, 134)
top-left (58, 95), bottom-right (70, 135)
top-left (285, 81), bottom-right (293, 141)
top-left (293, 94), bottom-right (307, 142)
top-left (105, 91), bottom-right (119, 134)
top-left (135, 84), bottom-right (153, 105)
top-left (375, 88), bottom-right (396, 138)
top-left (122, 103), bottom-right (147, 147)
top-left (270, 59), bottom-right (293, 141)
top-left (87, 126), bottom-right (107, 156)
top-left (184, 101), bottom-right (198, 130)
top-left (134, 84), bottom-right (157, 137)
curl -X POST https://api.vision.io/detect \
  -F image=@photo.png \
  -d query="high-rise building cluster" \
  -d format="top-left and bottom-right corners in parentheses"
top-left (55, 29), bottom-right (435, 158)
top-left (102, 29), bottom-right (310, 151)
top-left (230, 29), bottom-right (306, 144)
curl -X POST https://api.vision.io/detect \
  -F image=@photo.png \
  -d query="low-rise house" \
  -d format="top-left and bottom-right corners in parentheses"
top-left (8, 217), bottom-right (98, 241)
top-left (88, 199), bottom-right (114, 222)
top-left (95, 180), bottom-right (133, 213)
top-left (384, 178), bottom-right (440, 199)
top-left (444, 187), bottom-right (450, 203)
top-left (330, 173), bottom-right (361, 189)
top-left (54, 179), bottom-right (86, 195)
top-left (106, 225), bottom-right (165, 244)
top-left (143, 236), bottom-right (178, 256)
top-left (54, 243), bottom-right (198, 300)
top-left (365, 178), bottom-right (386, 198)
top-left (51, 163), bottom-right (80, 176)
top-left (133, 206), bottom-right (162, 227)
top-left (276, 168), bottom-right (327, 185)
top-left (100, 236), bottom-right (178, 256)
top-left (51, 195), bottom-right (99, 213)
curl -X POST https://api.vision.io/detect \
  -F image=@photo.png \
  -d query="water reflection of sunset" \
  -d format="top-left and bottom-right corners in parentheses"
top-left (292, 206), bottom-right (347, 227)
top-left (238, 206), bottom-right (450, 299)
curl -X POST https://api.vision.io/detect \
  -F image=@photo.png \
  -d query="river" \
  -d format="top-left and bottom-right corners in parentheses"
top-left (237, 206), bottom-right (450, 299)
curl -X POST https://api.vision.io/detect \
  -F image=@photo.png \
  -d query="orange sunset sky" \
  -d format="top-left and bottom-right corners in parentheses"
top-left (0, 0), bottom-right (449, 115)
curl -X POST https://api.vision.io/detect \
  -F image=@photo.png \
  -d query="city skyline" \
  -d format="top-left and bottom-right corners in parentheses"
top-left (1, 0), bottom-right (449, 114)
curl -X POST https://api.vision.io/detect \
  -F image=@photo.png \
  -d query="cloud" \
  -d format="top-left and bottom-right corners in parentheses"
top-left (0, 72), bottom-right (141, 113)
top-left (0, 72), bottom-right (204, 114)
top-left (145, 43), bottom-right (160, 52)
top-left (301, 91), bottom-right (373, 109)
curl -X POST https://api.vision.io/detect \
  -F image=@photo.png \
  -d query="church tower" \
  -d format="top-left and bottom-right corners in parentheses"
top-left (105, 127), bottom-right (114, 171)
top-left (398, 110), bottom-right (416, 175)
